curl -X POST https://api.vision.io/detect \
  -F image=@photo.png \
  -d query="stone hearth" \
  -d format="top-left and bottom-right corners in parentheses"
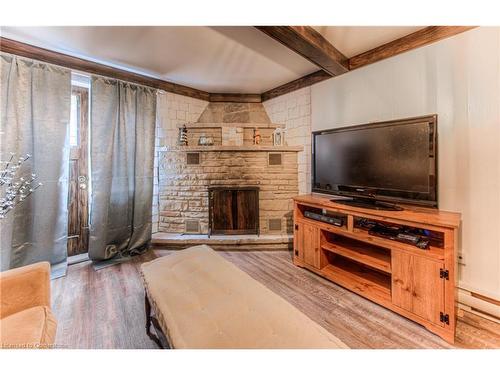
top-left (157, 102), bottom-right (302, 237)
top-left (151, 233), bottom-right (293, 251)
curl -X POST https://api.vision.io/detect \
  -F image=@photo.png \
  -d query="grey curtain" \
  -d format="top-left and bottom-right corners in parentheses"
top-left (89, 76), bottom-right (156, 261)
top-left (0, 53), bottom-right (71, 276)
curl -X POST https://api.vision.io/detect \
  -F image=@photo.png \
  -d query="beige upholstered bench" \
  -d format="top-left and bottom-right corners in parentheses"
top-left (140, 245), bottom-right (347, 349)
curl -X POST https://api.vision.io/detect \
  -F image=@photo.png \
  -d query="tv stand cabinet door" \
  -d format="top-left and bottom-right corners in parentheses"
top-left (392, 251), bottom-right (445, 326)
top-left (303, 223), bottom-right (321, 269)
top-left (293, 222), bottom-right (305, 263)
top-left (294, 222), bottom-right (321, 269)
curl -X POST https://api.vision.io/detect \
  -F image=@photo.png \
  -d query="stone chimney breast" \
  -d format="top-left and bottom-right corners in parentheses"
top-left (197, 102), bottom-right (271, 124)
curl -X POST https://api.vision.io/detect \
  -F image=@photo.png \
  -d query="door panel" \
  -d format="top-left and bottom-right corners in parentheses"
top-left (303, 223), bottom-right (319, 268)
top-left (295, 222), bottom-right (322, 269)
top-left (392, 251), bottom-right (414, 312)
top-left (212, 190), bottom-right (234, 231)
top-left (293, 222), bottom-right (304, 262)
top-left (236, 190), bottom-right (258, 231)
top-left (67, 86), bottom-right (89, 256)
top-left (392, 250), bottom-right (444, 326)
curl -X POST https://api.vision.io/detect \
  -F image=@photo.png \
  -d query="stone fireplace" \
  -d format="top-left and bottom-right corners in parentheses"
top-left (157, 102), bottom-right (302, 237)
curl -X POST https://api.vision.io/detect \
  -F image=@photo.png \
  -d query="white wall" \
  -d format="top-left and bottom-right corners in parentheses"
top-left (264, 87), bottom-right (312, 194)
top-left (311, 27), bottom-right (500, 300)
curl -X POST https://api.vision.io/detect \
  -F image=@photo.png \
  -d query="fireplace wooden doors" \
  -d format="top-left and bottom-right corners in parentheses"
top-left (208, 186), bottom-right (259, 236)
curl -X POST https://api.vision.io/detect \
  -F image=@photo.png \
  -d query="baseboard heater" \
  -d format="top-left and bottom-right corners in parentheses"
top-left (458, 288), bottom-right (500, 323)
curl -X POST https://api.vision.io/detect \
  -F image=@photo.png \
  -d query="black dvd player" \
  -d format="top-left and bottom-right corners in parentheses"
top-left (357, 218), bottom-right (430, 249)
top-left (304, 211), bottom-right (344, 227)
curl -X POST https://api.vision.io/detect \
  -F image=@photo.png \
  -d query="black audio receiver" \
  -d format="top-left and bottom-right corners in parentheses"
top-left (304, 211), bottom-right (344, 227)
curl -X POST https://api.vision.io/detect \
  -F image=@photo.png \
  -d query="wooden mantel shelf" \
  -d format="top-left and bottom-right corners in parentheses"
top-left (158, 145), bottom-right (304, 152)
top-left (181, 122), bottom-right (283, 129)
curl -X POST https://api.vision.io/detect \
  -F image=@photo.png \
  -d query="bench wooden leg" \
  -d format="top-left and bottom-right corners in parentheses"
top-left (144, 292), bottom-right (165, 349)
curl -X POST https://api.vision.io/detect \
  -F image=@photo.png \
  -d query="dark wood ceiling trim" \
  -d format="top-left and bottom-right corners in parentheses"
top-left (255, 26), bottom-right (349, 76)
top-left (0, 37), bottom-right (210, 101)
top-left (209, 93), bottom-right (262, 103)
top-left (348, 26), bottom-right (477, 70)
top-left (261, 70), bottom-right (331, 102)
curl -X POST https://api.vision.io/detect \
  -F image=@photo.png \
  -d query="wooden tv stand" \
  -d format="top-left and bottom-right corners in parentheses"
top-left (292, 194), bottom-right (461, 344)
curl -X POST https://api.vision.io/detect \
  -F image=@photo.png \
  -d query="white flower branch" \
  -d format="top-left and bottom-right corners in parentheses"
top-left (0, 153), bottom-right (42, 219)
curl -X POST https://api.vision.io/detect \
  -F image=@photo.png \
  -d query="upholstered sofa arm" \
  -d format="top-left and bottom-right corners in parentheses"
top-left (0, 262), bottom-right (51, 319)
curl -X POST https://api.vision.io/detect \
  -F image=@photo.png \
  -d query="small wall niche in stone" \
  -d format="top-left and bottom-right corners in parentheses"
top-left (268, 152), bottom-right (283, 166)
top-left (186, 152), bottom-right (200, 165)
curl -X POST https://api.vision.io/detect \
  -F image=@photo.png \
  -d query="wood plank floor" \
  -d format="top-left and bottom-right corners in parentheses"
top-left (51, 250), bottom-right (500, 349)
top-left (51, 251), bottom-right (158, 349)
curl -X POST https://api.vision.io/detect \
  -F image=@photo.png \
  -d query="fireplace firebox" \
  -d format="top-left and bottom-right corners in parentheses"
top-left (208, 186), bottom-right (259, 237)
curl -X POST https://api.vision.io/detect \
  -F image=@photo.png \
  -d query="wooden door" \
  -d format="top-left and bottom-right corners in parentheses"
top-left (67, 86), bottom-right (89, 257)
top-left (293, 222), bottom-right (305, 262)
top-left (295, 222), bottom-right (322, 269)
top-left (210, 188), bottom-right (259, 235)
top-left (212, 189), bottom-right (234, 232)
top-left (236, 190), bottom-right (258, 231)
top-left (392, 250), bottom-right (445, 326)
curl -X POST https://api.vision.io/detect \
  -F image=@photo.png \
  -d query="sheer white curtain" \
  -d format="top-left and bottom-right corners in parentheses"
top-left (0, 53), bottom-right (71, 277)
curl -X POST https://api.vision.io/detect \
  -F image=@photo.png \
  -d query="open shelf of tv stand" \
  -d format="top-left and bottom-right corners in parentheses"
top-left (321, 260), bottom-right (392, 304)
top-left (292, 193), bottom-right (461, 344)
top-left (321, 235), bottom-right (392, 273)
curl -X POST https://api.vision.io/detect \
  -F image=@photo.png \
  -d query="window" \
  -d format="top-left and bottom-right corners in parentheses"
top-left (69, 94), bottom-right (80, 146)
top-left (69, 73), bottom-right (90, 148)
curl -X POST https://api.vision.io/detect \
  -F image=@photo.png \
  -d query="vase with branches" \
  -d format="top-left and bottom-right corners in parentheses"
top-left (0, 153), bottom-right (42, 219)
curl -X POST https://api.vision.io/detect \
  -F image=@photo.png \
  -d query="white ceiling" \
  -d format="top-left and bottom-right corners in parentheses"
top-left (312, 26), bottom-right (425, 57)
top-left (1, 26), bottom-right (426, 93)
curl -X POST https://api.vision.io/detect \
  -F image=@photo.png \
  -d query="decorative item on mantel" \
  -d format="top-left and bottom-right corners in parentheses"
top-left (178, 124), bottom-right (188, 146)
top-left (253, 128), bottom-right (261, 145)
top-left (273, 127), bottom-right (286, 146)
top-left (222, 127), bottom-right (244, 146)
top-left (0, 153), bottom-right (42, 219)
top-left (198, 133), bottom-right (214, 146)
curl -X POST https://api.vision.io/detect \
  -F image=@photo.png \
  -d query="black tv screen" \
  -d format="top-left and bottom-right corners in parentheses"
top-left (312, 115), bottom-right (437, 207)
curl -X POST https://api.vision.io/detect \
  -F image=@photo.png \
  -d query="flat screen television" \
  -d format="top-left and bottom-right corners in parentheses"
top-left (312, 115), bottom-right (437, 210)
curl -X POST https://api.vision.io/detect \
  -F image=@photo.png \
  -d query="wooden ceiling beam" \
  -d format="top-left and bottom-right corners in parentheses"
top-left (255, 26), bottom-right (349, 76)
top-left (262, 26), bottom-right (477, 101)
top-left (348, 26), bottom-right (477, 70)
top-left (261, 70), bottom-right (331, 102)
